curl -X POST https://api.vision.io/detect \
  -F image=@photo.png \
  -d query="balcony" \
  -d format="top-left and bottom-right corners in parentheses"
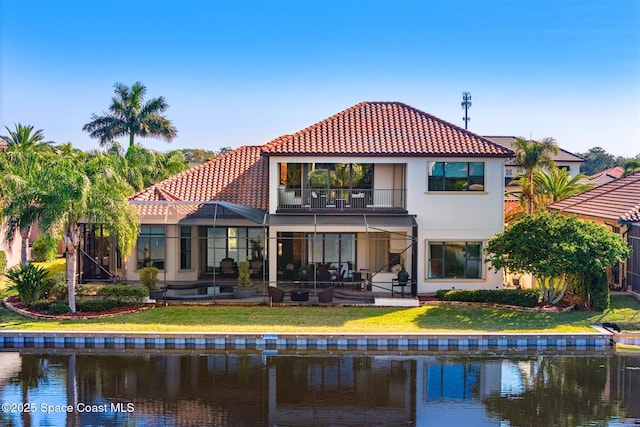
top-left (277, 188), bottom-right (406, 212)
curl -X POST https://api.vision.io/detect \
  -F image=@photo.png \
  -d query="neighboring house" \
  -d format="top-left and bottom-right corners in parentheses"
top-left (484, 136), bottom-right (584, 189)
top-left (0, 224), bottom-right (22, 269)
top-left (548, 172), bottom-right (640, 297)
top-left (84, 102), bottom-right (514, 295)
top-left (0, 139), bottom-right (21, 269)
top-left (584, 166), bottom-right (625, 186)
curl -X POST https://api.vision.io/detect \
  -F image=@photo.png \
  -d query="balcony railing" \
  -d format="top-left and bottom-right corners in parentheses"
top-left (277, 188), bottom-right (406, 212)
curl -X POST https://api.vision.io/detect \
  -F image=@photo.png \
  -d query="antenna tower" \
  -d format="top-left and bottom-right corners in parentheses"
top-left (461, 92), bottom-right (472, 130)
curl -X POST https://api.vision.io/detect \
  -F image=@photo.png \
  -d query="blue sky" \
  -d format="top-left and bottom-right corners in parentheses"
top-left (1, 0), bottom-right (639, 157)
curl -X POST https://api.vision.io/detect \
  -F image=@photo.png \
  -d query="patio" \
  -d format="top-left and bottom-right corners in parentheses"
top-left (151, 279), bottom-right (417, 306)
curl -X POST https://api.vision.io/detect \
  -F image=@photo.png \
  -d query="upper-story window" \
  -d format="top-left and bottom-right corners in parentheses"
top-left (280, 163), bottom-right (373, 190)
top-left (428, 162), bottom-right (484, 191)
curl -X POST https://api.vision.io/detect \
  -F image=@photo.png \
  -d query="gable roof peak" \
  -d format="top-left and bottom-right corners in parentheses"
top-left (263, 101), bottom-right (513, 157)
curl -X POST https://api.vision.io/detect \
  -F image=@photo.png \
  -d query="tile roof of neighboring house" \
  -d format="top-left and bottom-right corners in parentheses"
top-left (585, 166), bottom-right (625, 186)
top-left (548, 171), bottom-right (640, 223)
top-left (130, 145), bottom-right (268, 210)
top-left (484, 136), bottom-right (583, 164)
top-left (263, 102), bottom-right (514, 157)
top-left (0, 140), bottom-right (6, 151)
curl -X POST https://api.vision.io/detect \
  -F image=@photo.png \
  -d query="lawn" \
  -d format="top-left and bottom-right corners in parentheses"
top-left (1, 259), bottom-right (639, 334)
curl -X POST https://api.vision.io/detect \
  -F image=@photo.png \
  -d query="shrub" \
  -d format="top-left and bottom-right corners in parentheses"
top-left (96, 285), bottom-right (148, 304)
top-left (28, 301), bottom-right (53, 311)
top-left (436, 289), bottom-right (450, 300)
top-left (0, 250), bottom-right (6, 275)
top-left (139, 264), bottom-right (159, 291)
top-left (48, 302), bottom-right (71, 315)
top-left (31, 234), bottom-right (58, 262)
top-left (6, 263), bottom-right (50, 305)
top-left (436, 289), bottom-right (540, 308)
top-left (76, 284), bottom-right (101, 297)
top-left (27, 301), bottom-right (71, 315)
top-left (47, 272), bottom-right (68, 301)
top-left (588, 270), bottom-right (610, 312)
top-left (237, 261), bottom-right (253, 288)
top-left (569, 270), bottom-right (610, 311)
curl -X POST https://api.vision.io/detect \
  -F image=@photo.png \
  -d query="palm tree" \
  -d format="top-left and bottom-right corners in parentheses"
top-left (0, 124), bottom-right (52, 153)
top-left (512, 137), bottom-right (560, 214)
top-left (0, 125), bottom-right (56, 265)
top-left (533, 167), bottom-right (594, 210)
top-left (0, 152), bottom-right (51, 265)
top-left (82, 82), bottom-right (177, 149)
top-left (41, 151), bottom-right (139, 313)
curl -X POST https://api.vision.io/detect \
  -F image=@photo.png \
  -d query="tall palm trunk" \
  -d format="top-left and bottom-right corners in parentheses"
top-left (20, 224), bottom-right (32, 266)
top-left (63, 223), bottom-right (81, 313)
top-left (526, 170), bottom-right (534, 215)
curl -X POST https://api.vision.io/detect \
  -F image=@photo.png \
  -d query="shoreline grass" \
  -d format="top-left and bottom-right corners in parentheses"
top-left (1, 295), bottom-right (638, 334)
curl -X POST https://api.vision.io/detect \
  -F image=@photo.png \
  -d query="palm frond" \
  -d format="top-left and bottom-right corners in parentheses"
top-left (83, 82), bottom-right (176, 148)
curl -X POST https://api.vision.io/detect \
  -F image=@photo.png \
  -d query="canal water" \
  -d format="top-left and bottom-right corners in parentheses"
top-left (0, 350), bottom-right (638, 426)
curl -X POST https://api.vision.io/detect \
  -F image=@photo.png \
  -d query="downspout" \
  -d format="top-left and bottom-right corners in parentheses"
top-left (212, 203), bottom-right (218, 302)
top-left (262, 211), bottom-right (268, 303)
top-left (411, 217), bottom-right (418, 297)
top-left (313, 214), bottom-right (317, 296)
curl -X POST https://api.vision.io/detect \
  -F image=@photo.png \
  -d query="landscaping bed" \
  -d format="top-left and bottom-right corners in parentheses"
top-left (3, 295), bottom-right (152, 320)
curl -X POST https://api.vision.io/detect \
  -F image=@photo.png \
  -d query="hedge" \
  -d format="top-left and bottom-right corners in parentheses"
top-left (436, 289), bottom-right (541, 308)
top-left (76, 299), bottom-right (123, 312)
top-left (31, 234), bottom-right (58, 262)
top-left (95, 285), bottom-right (149, 304)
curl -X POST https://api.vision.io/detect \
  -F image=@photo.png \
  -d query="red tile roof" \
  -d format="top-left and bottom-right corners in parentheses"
top-left (548, 172), bottom-right (640, 223)
top-left (130, 145), bottom-right (268, 210)
top-left (130, 102), bottom-right (514, 212)
top-left (263, 102), bottom-right (514, 157)
top-left (590, 166), bottom-right (625, 180)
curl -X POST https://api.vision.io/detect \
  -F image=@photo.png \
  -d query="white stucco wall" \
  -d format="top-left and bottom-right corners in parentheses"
top-left (269, 156), bottom-right (507, 294)
top-left (406, 157), bottom-right (506, 293)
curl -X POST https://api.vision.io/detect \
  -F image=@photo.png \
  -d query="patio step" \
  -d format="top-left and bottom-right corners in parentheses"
top-left (374, 297), bottom-right (419, 307)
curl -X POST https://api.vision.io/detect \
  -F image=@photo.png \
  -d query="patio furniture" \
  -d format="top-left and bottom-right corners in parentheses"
top-left (316, 266), bottom-right (332, 285)
top-left (291, 289), bottom-right (309, 301)
top-left (351, 193), bottom-right (365, 209)
top-left (317, 286), bottom-right (334, 303)
top-left (267, 286), bottom-right (285, 303)
top-left (310, 192), bottom-right (327, 208)
top-left (392, 277), bottom-right (409, 297)
top-left (351, 271), bottom-right (364, 291)
top-left (220, 258), bottom-right (236, 277)
top-left (250, 259), bottom-right (263, 278)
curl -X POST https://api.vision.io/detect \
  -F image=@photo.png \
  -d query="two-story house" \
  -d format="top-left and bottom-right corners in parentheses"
top-left (484, 136), bottom-right (584, 189)
top-left (92, 102), bottom-right (513, 295)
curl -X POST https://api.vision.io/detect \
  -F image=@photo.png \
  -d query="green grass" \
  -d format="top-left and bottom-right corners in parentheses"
top-left (1, 294), bottom-right (638, 334)
top-left (1, 258), bottom-right (639, 333)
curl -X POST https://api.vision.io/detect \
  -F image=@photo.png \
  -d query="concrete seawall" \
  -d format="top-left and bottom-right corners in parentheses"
top-left (0, 328), bottom-right (614, 352)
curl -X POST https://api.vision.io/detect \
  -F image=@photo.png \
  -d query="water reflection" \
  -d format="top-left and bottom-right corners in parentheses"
top-left (0, 351), bottom-right (638, 426)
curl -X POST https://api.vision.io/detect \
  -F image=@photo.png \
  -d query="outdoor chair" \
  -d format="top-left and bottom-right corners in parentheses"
top-left (220, 258), bottom-right (236, 277)
top-left (317, 286), bottom-right (334, 303)
top-left (250, 259), bottom-right (263, 278)
top-left (392, 277), bottom-right (409, 297)
top-left (316, 266), bottom-right (332, 285)
top-left (351, 271), bottom-right (364, 291)
top-left (267, 286), bottom-right (285, 303)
